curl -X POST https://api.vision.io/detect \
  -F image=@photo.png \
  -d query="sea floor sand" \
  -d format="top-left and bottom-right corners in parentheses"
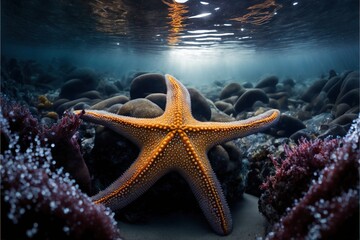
top-left (118, 193), bottom-right (267, 240)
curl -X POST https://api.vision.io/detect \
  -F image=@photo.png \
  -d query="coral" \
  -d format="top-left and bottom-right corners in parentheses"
top-left (259, 138), bottom-right (340, 223)
top-left (261, 115), bottom-right (360, 239)
top-left (37, 95), bottom-right (53, 109)
top-left (44, 111), bottom-right (91, 192)
top-left (1, 97), bottom-right (91, 192)
top-left (0, 109), bottom-right (122, 240)
top-left (1, 98), bottom-right (40, 152)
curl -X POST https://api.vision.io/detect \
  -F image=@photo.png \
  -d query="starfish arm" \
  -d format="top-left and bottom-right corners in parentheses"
top-left (178, 150), bottom-right (233, 235)
top-left (174, 131), bottom-right (232, 235)
top-left (163, 74), bottom-right (194, 124)
top-left (186, 109), bottom-right (280, 149)
top-left (91, 131), bottom-right (177, 209)
top-left (74, 109), bottom-right (167, 146)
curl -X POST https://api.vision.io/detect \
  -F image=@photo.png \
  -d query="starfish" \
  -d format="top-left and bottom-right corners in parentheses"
top-left (74, 74), bottom-right (280, 235)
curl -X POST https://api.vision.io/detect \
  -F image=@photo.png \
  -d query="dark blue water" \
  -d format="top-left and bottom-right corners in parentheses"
top-left (1, 0), bottom-right (359, 84)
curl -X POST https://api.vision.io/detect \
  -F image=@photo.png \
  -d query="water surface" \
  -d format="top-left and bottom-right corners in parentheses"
top-left (2, 0), bottom-right (359, 84)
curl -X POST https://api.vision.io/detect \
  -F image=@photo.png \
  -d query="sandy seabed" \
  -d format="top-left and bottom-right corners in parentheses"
top-left (118, 194), bottom-right (266, 240)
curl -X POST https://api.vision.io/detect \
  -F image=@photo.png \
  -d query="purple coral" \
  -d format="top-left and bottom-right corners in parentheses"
top-left (0, 108), bottom-right (122, 240)
top-left (0, 97), bottom-right (90, 192)
top-left (260, 138), bottom-right (340, 223)
top-left (261, 115), bottom-right (360, 239)
top-left (1, 98), bottom-right (40, 152)
top-left (44, 110), bottom-right (91, 192)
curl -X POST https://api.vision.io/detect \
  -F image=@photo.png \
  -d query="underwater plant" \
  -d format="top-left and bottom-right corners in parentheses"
top-left (260, 115), bottom-right (360, 239)
top-left (0, 107), bottom-right (122, 240)
top-left (1, 97), bottom-right (91, 192)
top-left (259, 138), bottom-right (340, 223)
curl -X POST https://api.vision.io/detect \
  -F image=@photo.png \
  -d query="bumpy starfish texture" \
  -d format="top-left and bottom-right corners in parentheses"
top-left (74, 74), bottom-right (280, 235)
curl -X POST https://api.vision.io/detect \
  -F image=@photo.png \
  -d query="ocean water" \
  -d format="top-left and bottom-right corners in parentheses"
top-left (2, 0), bottom-right (359, 84)
top-left (1, 1), bottom-right (360, 239)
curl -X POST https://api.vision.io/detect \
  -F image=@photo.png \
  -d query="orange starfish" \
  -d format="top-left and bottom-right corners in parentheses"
top-left (75, 74), bottom-right (280, 235)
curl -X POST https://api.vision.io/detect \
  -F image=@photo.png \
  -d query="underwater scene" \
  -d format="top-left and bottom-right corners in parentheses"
top-left (1, 0), bottom-right (359, 239)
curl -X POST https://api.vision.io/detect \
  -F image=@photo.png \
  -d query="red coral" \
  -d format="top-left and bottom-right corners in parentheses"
top-left (261, 115), bottom-right (360, 239)
top-left (260, 138), bottom-right (340, 223)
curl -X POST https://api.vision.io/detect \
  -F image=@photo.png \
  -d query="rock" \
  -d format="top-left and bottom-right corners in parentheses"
top-left (326, 77), bottom-right (345, 103)
top-left (56, 98), bottom-right (92, 114)
top-left (118, 98), bottom-right (164, 118)
top-left (89, 128), bottom-right (139, 190)
top-left (329, 114), bottom-right (358, 126)
top-left (45, 111), bottom-right (59, 121)
top-left (334, 103), bottom-right (351, 118)
top-left (130, 73), bottom-right (166, 99)
top-left (283, 78), bottom-right (295, 88)
top-left (91, 95), bottom-right (129, 110)
top-left (335, 89), bottom-right (359, 107)
top-left (336, 71), bottom-right (359, 103)
top-left (297, 110), bottom-right (312, 121)
top-left (59, 68), bottom-right (99, 100)
top-left (242, 82), bottom-right (253, 88)
top-left (145, 93), bottom-right (167, 110)
top-left (289, 129), bottom-right (312, 141)
top-left (260, 86), bottom-right (277, 94)
top-left (224, 107), bottom-right (236, 116)
top-left (268, 93), bottom-right (289, 110)
top-left (277, 96), bottom-right (289, 110)
top-left (53, 98), bottom-right (69, 110)
top-left (255, 76), bottom-right (278, 89)
top-left (319, 103), bottom-right (334, 114)
top-left (208, 145), bottom-right (230, 173)
top-left (210, 110), bottom-right (235, 122)
top-left (215, 101), bottom-right (233, 112)
top-left (268, 99), bottom-right (280, 110)
top-left (276, 114), bottom-right (306, 137)
top-left (77, 90), bottom-right (102, 99)
top-left (302, 112), bottom-right (333, 135)
top-left (300, 79), bottom-right (327, 102)
top-left (234, 89), bottom-right (269, 113)
top-left (223, 96), bottom-right (239, 105)
top-left (73, 102), bottom-right (91, 111)
top-left (252, 101), bottom-right (268, 110)
top-left (267, 92), bottom-right (288, 100)
top-left (188, 88), bottom-right (211, 121)
top-left (322, 76), bottom-right (341, 93)
top-left (59, 79), bottom-right (87, 99)
top-left (219, 83), bottom-right (244, 100)
top-left (318, 124), bottom-right (347, 139)
top-left (65, 68), bottom-right (99, 88)
top-left (346, 106), bottom-right (359, 114)
top-left (282, 78), bottom-right (296, 95)
top-left (222, 142), bottom-right (242, 163)
top-left (214, 80), bottom-right (225, 87)
top-left (103, 82), bottom-right (120, 95)
top-left (107, 104), bottom-right (123, 114)
top-left (40, 116), bottom-right (57, 127)
top-left (311, 91), bottom-right (328, 114)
